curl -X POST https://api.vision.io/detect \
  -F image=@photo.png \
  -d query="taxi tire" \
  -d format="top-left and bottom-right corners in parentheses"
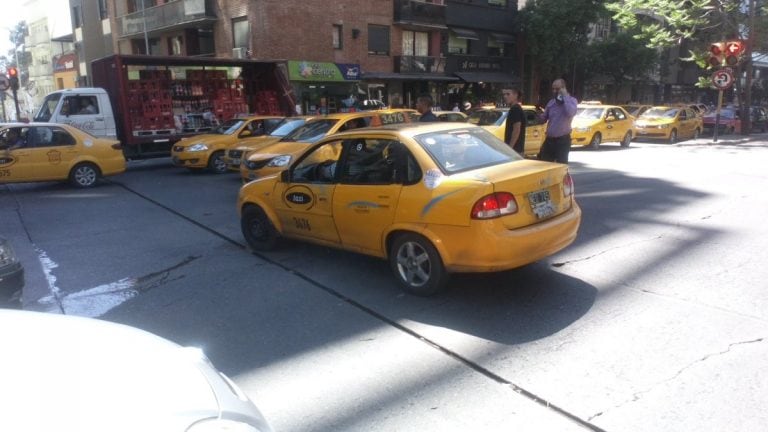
top-left (588, 133), bottom-right (601, 150)
top-left (620, 131), bottom-right (632, 148)
top-left (241, 205), bottom-right (280, 251)
top-left (208, 151), bottom-right (228, 174)
top-left (668, 129), bottom-right (678, 144)
top-left (68, 163), bottom-right (100, 188)
top-left (389, 233), bottom-right (449, 296)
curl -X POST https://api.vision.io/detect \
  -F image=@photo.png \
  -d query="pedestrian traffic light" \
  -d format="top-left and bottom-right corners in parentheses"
top-left (725, 40), bottom-right (744, 66)
top-left (708, 43), bottom-right (725, 68)
top-left (7, 66), bottom-right (19, 91)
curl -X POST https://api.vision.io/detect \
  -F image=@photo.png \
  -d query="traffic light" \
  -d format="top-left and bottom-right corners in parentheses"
top-left (725, 40), bottom-right (745, 66)
top-left (7, 66), bottom-right (19, 91)
top-left (708, 43), bottom-right (725, 68)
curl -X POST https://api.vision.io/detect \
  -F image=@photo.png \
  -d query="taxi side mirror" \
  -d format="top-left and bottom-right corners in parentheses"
top-left (280, 170), bottom-right (290, 183)
top-left (239, 130), bottom-right (252, 138)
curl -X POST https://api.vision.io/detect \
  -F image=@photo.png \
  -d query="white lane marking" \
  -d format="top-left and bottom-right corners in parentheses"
top-left (35, 247), bottom-right (139, 318)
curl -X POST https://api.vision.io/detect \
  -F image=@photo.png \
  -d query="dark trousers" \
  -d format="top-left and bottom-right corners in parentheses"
top-left (538, 134), bottom-right (571, 164)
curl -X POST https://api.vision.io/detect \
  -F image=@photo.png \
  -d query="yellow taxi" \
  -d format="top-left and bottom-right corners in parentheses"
top-left (239, 110), bottom-right (413, 181)
top-left (633, 106), bottom-right (703, 143)
top-left (171, 116), bottom-right (284, 173)
top-left (237, 123), bottom-right (581, 295)
top-left (466, 105), bottom-right (545, 157)
top-left (0, 123), bottom-right (125, 188)
top-left (571, 104), bottom-right (635, 149)
top-left (432, 111), bottom-right (469, 122)
top-left (621, 104), bottom-right (652, 118)
top-left (223, 116), bottom-right (315, 171)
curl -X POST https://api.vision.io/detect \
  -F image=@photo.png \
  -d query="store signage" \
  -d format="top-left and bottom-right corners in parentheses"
top-left (288, 61), bottom-right (360, 81)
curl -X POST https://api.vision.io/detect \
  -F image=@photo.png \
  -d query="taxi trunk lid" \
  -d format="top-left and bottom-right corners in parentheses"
top-left (476, 160), bottom-right (573, 229)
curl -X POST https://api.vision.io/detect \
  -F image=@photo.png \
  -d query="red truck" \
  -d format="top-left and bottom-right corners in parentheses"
top-left (35, 54), bottom-right (296, 159)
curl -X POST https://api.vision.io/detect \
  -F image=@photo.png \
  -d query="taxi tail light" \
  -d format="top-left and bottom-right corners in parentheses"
top-left (471, 192), bottom-right (518, 219)
top-left (563, 173), bottom-right (574, 197)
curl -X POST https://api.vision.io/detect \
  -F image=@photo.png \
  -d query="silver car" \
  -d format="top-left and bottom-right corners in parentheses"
top-left (0, 310), bottom-right (272, 432)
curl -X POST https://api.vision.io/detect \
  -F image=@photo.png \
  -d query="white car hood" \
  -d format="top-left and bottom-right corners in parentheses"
top-left (0, 310), bottom-right (219, 432)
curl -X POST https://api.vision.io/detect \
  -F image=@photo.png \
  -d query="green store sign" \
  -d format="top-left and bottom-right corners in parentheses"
top-left (288, 61), bottom-right (360, 82)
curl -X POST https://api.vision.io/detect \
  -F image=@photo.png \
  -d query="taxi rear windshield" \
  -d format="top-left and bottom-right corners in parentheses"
top-left (281, 119), bottom-right (338, 143)
top-left (468, 110), bottom-right (506, 126)
top-left (640, 108), bottom-right (679, 119)
top-left (415, 128), bottom-right (522, 174)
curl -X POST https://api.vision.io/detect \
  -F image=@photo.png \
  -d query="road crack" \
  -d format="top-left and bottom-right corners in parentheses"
top-left (587, 337), bottom-right (765, 421)
top-left (552, 235), bottom-right (664, 267)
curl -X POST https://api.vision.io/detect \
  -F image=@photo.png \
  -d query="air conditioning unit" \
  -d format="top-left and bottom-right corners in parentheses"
top-left (232, 47), bottom-right (246, 59)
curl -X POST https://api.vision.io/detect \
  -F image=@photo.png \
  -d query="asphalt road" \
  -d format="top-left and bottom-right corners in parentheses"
top-left (2, 134), bottom-right (767, 432)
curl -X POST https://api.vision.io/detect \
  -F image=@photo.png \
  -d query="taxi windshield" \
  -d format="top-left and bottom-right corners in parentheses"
top-left (213, 119), bottom-right (245, 135)
top-left (575, 107), bottom-right (604, 120)
top-left (641, 108), bottom-right (679, 119)
top-left (467, 110), bottom-right (506, 126)
top-left (281, 119), bottom-right (338, 143)
top-left (34, 93), bottom-right (62, 122)
top-left (269, 118), bottom-right (307, 137)
top-left (415, 127), bottom-right (522, 174)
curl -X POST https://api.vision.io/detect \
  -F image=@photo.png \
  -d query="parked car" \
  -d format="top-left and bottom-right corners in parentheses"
top-left (571, 104), bottom-right (634, 149)
top-left (702, 109), bottom-right (741, 135)
top-left (748, 106), bottom-right (768, 132)
top-left (171, 116), bottom-right (285, 173)
top-left (466, 106), bottom-right (546, 157)
top-left (621, 104), bottom-right (652, 118)
top-left (0, 237), bottom-right (24, 307)
top-left (224, 116), bottom-right (316, 171)
top-left (238, 123), bottom-right (581, 295)
top-left (0, 123), bottom-right (126, 188)
top-left (0, 309), bottom-right (273, 432)
top-left (239, 109), bottom-right (413, 181)
top-left (633, 106), bottom-right (702, 143)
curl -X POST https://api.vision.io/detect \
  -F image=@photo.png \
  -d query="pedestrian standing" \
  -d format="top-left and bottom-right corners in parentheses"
top-left (416, 95), bottom-right (438, 122)
top-left (503, 87), bottom-right (526, 154)
top-left (539, 79), bottom-right (578, 163)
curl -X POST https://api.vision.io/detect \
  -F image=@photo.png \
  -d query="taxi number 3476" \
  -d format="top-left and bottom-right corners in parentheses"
top-left (0, 169), bottom-right (11, 177)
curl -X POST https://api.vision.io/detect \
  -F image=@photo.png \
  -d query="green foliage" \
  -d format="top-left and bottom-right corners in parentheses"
top-left (519, 0), bottom-right (607, 79)
top-left (585, 32), bottom-right (659, 85)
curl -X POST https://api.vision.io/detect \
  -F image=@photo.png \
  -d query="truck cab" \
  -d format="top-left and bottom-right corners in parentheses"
top-left (34, 88), bottom-right (117, 140)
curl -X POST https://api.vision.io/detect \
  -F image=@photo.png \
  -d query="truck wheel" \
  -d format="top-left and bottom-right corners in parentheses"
top-left (241, 205), bottom-right (280, 251)
top-left (69, 163), bottom-right (100, 188)
top-left (208, 151), bottom-right (227, 174)
top-left (620, 131), bottom-right (632, 147)
top-left (588, 133), bottom-right (601, 150)
top-left (389, 233), bottom-right (449, 296)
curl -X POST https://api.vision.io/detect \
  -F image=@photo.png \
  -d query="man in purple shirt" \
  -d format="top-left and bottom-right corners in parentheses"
top-left (539, 79), bottom-right (578, 163)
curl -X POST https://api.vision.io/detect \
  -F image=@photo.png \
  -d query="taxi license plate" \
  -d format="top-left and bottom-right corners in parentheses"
top-left (528, 189), bottom-right (555, 219)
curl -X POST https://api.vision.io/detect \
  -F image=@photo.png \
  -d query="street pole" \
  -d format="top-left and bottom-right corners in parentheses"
top-left (12, 87), bottom-right (21, 121)
top-left (713, 89), bottom-right (723, 142)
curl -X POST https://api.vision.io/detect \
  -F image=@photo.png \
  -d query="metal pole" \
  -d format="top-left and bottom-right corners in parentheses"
top-left (12, 88), bottom-right (21, 121)
top-left (714, 89), bottom-right (723, 142)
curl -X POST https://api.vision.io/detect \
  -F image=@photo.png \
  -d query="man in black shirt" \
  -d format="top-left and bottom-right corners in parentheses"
top-left (416, 94), bottom-right (438, 122)
top-left (503, 87), bottom-right (526, 154)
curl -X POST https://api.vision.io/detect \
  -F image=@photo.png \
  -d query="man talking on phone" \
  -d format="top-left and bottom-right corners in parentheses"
top-left (539, 78), bottom-right (578, 163)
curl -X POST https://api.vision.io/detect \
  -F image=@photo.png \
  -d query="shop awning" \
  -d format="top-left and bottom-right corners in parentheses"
top-left (450, 27), bottom-right (480, 40)
top-left (455, 72), bottom-right (520, 83)
top-left (361, 72), bottom-right (460, 82)
top-left (491, 33), bottom-right (516, 44)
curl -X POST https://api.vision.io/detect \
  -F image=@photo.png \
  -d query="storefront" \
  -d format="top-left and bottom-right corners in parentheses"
top-left (287, 61), bottom-right (361, 114)
top-left (360, 72), bottom-right (460, 110)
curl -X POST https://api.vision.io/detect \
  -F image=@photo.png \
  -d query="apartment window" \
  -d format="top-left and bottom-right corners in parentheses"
top-left (402, 31), bottom-right (428, 56)
top-left (98, 0), bottom-right (108, 20)
top-left (448, 34), bottom-right (468, 54)
top-left (368, 25), bottom-right (390, 55)
top-left (72, 6), bottom-right (81, 28)
top-left (333, 25), bottom-right (343, 49)
top-left (233, 17), bottom-right (249, 49)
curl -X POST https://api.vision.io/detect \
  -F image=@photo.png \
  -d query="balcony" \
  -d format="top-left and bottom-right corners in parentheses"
top-left (394, 0), bottom-right (447, 29)
top-left (394, 56), bottom-right (446, 74)
top-left (117, 0), bottom-right (216, 38)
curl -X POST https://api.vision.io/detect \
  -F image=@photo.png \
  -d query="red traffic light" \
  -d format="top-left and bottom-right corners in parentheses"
top-left (710, 43), bottom-right (724, 56)
top-left (7, 66), bottom-right (18, 78)
top-left (708, 43), bottom-right (725, 67)
top-left (726, 40), bottom-right (744, 56)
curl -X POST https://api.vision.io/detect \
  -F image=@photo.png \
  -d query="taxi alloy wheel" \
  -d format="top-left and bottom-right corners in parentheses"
top-left (620, 131), bottom-right (632, 148)
top-left (588, 133), bottom-right (601, 150)
top-left (208, 151), bottom-right (228, 174)
top-left (69, 162), bottom-right (100, 188)
top-left (390, 234), bottom-right (448, 296)
top-left (668, 129), bottom-right (678, 144)
top-left (241, 205), bottom-right (280, 251)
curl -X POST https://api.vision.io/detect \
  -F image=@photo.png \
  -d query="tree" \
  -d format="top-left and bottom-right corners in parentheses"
top-left (583, 32), bottom-right (659, 102)
top-left (519, 0), bottom-right (606, 99)
top-left (607, 0), bottom-right (768, 134)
